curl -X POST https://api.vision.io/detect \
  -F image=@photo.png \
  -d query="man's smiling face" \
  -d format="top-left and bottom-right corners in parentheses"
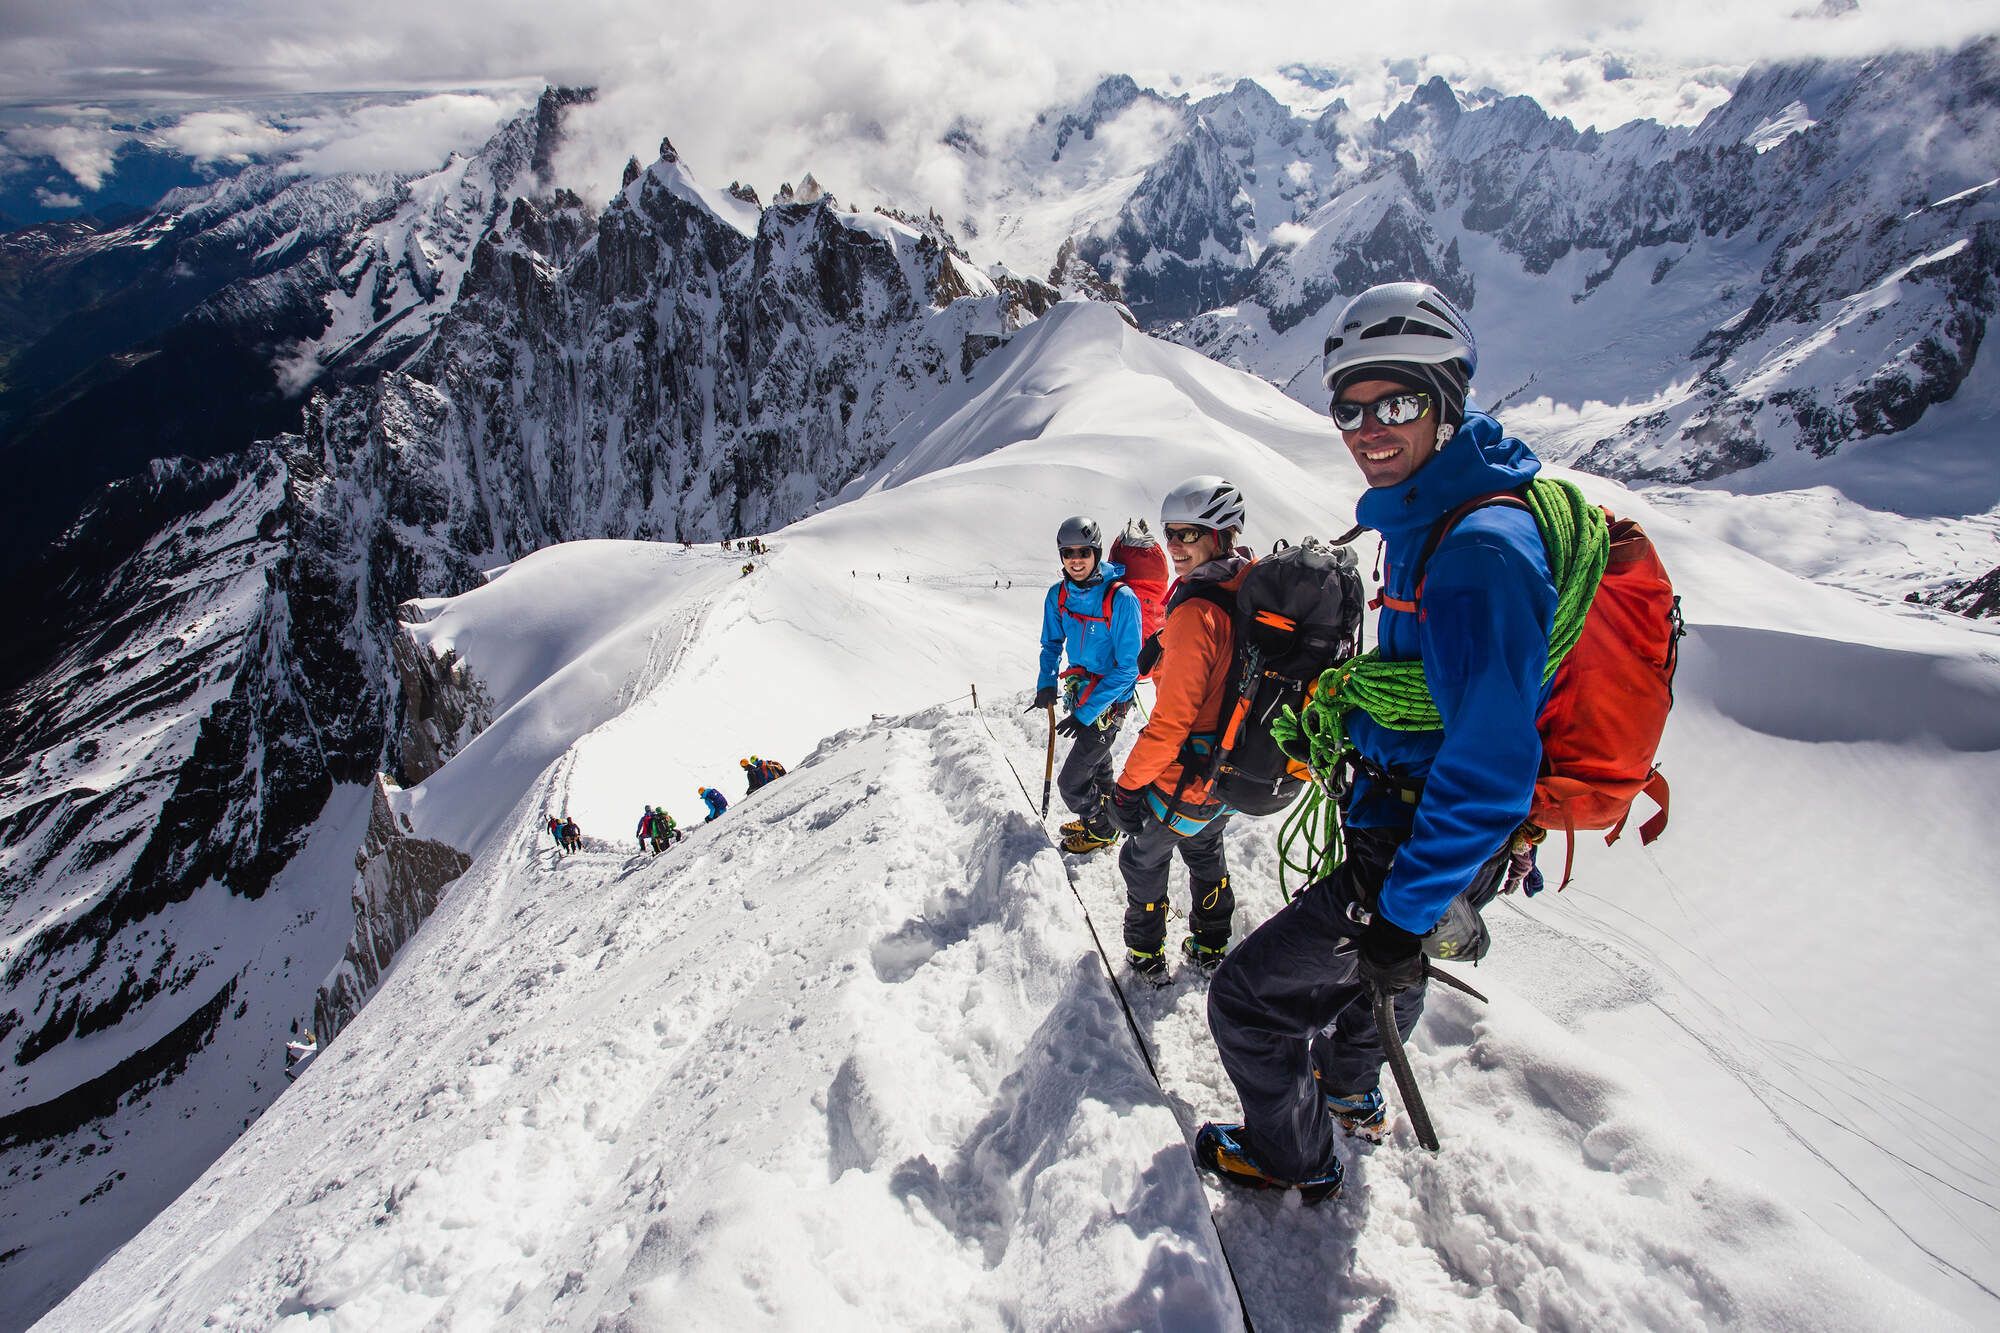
top-left (1335, 378), bottom-right (1440, 488)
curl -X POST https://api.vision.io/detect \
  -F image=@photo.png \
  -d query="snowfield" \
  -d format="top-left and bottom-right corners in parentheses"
top-left (44, 303), bottom-right (2000, 1329)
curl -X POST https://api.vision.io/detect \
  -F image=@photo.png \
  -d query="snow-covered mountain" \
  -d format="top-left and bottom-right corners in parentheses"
top-left (0, 91), bottom-right (571, 580)
top-left (38, 302), bottom-right (2000, 1329)
top-left (967, 44), bottom-right (2000, 607)
top-left (0, 99), bottom-right (1052, 1325)
top-left (6, 41), bottom-right (2000, 1325)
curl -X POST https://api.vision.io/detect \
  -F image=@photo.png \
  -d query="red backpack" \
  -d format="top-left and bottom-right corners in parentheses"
top-left (1415, 486), bottom-right (1681, 883)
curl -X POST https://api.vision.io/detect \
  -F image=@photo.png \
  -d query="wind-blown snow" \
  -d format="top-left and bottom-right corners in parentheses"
top-left (47, 302), bottom-right (2000, 1328)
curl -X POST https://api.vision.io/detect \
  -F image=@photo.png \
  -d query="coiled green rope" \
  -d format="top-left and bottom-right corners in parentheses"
top-left (1269, 477), bottom-right (1610, 897)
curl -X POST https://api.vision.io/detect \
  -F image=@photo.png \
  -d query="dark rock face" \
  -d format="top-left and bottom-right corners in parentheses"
top-left (1940, 564), bottom-right (2000, 618)
top-left (312, 778), bottom-right (471, 1041)
top-left (0, 88), bottom-right (588, 580)
top-left (394, 632), bottom-right (494, 786)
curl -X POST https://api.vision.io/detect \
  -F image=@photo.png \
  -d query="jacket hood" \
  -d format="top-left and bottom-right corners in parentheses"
top-left (1354, 411), bottom-right (1541, 537)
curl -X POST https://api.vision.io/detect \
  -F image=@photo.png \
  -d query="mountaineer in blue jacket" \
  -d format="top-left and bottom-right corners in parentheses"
top-left (1028, 515), bottom-right (1143, 855)
top-left (698, 786), bottom-right (728, 821)
top-left (1197, 282), bottom-right (1558, 1203)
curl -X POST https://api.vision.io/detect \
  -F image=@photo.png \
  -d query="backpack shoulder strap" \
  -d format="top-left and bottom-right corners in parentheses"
top-left (1418, 489), bottom-right (1533, 573)
top-left (1058, 577), bottom-right (1126, 625)
top-left (1378, 489), bottom-right (1534, 614)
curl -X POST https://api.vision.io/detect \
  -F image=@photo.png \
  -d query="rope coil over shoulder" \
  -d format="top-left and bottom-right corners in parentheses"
top-left (1270, 477), bottom-right (1610, 896)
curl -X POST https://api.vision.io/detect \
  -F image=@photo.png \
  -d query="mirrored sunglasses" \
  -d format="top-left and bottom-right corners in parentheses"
top-left (1330, 390), bottom-right (1432, 432)
top-left (1162, 525), bottom-right (1211, 545)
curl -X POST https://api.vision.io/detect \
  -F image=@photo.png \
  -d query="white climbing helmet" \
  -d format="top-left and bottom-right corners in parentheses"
top-left (1320, 281), bottom-right (1477, 389)
top-left (1160, 476), bottom-right (1246, 534)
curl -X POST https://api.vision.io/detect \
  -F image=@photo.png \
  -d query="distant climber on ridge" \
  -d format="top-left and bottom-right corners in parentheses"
top-left (741, 756), bottom-right (787, 793)
top-left (698, 786), bottom-right (729, 821)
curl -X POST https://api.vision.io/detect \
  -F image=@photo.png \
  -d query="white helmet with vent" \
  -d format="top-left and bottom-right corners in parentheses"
top-left (1160, 476), bottom-right (1246, 534)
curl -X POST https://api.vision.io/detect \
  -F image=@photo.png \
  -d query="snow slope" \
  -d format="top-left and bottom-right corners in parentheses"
top-left (46, 302), bottom-right (2000, 1328)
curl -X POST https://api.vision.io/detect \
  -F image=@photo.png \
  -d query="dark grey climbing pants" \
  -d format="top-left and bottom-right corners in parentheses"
top-left (1119, 804), bottom-right (1233, 953)
top-left (1056, 705), bottom-right (1127, 822)
top-left (1206, 825), bottom-right (1502, 1182)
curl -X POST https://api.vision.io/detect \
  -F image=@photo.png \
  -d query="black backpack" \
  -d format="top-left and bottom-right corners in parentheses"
top-left (1154, 538), bottom-right (1367, 817)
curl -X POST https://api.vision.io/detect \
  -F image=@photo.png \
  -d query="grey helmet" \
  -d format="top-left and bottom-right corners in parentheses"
top-left (1160, 476), bottom-right (1246, 534)
top-left (1320, 282), bottom-right (1477, 389)
top-left (1056, 515), bottom-right (1102, 553)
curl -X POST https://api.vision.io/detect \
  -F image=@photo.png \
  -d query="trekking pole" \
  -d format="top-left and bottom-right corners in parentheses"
top-left (1373, 985), bottom-right (1441, 1152)
top-left (1040, 704), bottom-right (1057, 818)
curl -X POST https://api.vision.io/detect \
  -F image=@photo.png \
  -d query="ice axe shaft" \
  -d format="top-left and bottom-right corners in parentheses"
top-left (1041, 704), bottom-right (1057, 819)
top-left (1374, 984), bottom-right (1440, 1152)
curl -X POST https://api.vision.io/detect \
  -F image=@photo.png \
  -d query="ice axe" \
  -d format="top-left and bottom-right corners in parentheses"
top-left (1373, 960), bottom-right (1486, 1154)
top-left (1373, 984), bottom-right (1440, 1152)
top-left (1041, 704), bottom-right (1057, 818)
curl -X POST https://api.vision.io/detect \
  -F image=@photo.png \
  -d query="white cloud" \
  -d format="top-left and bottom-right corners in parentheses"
top-left (1268, 221), bottom-right (1314, 249)
top-left (157, 111), bottom-right (289, 162)
top-left (0, 0), bottom-right (1990, 229)
top-left (278, 93), bottom-right (529, 177)
top-left (34, 186), bottom-right (84, 208)
top-left (5, 122), bottom-right (123, 190)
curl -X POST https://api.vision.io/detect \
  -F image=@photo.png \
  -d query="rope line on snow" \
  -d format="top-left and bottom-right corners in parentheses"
top-left (967, 688), bottom-right (1261, 1332)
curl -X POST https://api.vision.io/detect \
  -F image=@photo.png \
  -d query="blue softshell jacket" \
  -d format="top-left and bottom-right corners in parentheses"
top-left (1347, 412), bottom-right (1557, 937)
top-left (700, 788), bottom-right (728, 817)
top-left (1036, 560), bottom-right (1143, 725)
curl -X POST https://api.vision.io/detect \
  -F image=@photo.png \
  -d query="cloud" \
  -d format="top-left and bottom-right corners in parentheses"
top-left (5, 122), bottom-right (124, 190)
top-left (34, 186), bottom-right (83, 208)
top-left (157, 111), bottom-right (289, 162)
top-left (1268, 221), bottom-right (1314, 249)
top-left (0, 92), bottom-right (531, 199)
top-left (0, 0), bottom-right (1990, 237)
top-left (278, 93), bottom-right (529, 177)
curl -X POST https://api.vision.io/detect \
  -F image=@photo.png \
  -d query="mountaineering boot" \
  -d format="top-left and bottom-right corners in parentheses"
top-left (1061, 812), bottom-right (1120, 855)
top-left (1193, 1123), bottom-right (1343, 1204)
top-left (1127, 946), bottom-right (1170, 986)
top-left (1180, 936), bottom-right (1227, 976)
top-left (1059, 817), bottom-right (1089, 838)
top-left (1321, 1083), bottom-right (1389, 1145)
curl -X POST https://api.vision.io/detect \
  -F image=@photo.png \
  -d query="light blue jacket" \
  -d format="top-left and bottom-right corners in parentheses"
top-left (1036, 560), bottom-right (1143, 725)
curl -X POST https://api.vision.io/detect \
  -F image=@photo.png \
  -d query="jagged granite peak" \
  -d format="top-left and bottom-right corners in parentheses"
top-left (1071, 42), bottom-right (1997, 505)
top-left (0, 87), bottom-right (596, 578)
top-left (1049, 73), bottom-right (1153, 159)
top-left (659, 135), bottom-right (680, 164)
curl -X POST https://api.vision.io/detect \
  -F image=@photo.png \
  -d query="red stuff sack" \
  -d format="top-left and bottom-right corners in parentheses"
top-left (1110, 520), bottom-right (1170, 676)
